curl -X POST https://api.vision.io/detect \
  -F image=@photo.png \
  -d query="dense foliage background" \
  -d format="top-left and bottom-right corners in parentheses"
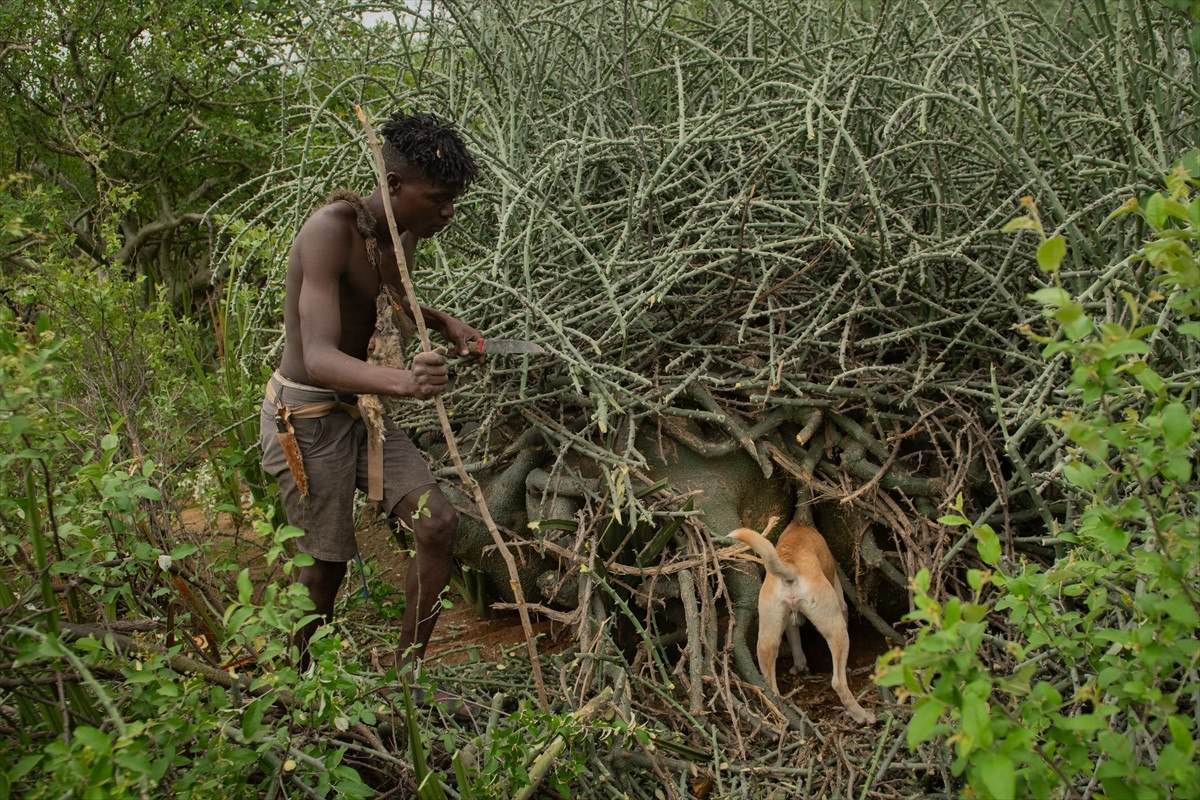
top-left (1, 1), bottom-right (1197, 798)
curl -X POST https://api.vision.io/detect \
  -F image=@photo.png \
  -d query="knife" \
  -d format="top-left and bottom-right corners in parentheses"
top-left (471, 338), bottom-right (545, 356)
top-left (445, 338), bottom-right (544, 390)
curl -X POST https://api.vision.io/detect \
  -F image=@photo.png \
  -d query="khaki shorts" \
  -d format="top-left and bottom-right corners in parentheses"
top-left (258, 374), bottom-right (436, 562)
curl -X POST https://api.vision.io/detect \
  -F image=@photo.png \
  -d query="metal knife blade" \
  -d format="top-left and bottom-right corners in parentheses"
top-left (477, 338), bottom-right (545, 356)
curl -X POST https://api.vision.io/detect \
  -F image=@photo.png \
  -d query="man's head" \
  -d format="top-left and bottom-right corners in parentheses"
top-left (380, 111), bottom-right (478, 191)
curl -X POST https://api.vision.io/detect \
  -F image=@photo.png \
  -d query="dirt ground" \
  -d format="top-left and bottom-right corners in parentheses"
top-left (182, 506), bottom-right (566, 665)
top-left (351, 516), bottom-right (571, 667)
top-left (184, 507), bottom-right (888, 719)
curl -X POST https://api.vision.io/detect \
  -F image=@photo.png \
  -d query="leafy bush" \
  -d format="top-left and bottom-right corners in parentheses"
top-left (877, 157), bottom-right (1200, 799)
top-left (0, 295), bottom-right (646, 800)
top-left (0, 302), bottom-right (378, 798)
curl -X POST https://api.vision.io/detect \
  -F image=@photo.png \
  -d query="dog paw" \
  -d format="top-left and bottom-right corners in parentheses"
top-left (788, 664), bottom-right (808, 676)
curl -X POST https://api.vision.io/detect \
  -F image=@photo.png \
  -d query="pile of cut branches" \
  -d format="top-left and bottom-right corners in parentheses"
top-left (205, 0), bottom-right (1199, 795)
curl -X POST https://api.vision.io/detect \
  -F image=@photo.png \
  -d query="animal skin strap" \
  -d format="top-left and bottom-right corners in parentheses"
top-left (324, 190), bottom-right (413, 502)
top-left (326, 188), bottom-right (383, 275)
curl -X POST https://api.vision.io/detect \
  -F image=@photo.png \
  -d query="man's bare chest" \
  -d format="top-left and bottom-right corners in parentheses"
top-left (340, 253), bottom-right (407, 334)
top-left (342, 240), bottom-right (405, 297)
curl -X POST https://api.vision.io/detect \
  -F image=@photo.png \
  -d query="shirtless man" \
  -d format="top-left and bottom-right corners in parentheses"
top-left (258, 111), bottom-right (480, 680)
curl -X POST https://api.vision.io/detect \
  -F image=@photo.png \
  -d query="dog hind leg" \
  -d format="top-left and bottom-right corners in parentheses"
top-left (807, 588), bottom-right (875, 724)
top-left (756, 607), bottom-right (786, 695)
top-left (832, 574), bottom-right (850, 622)
top-left (785, 620), bottom-right (808, 675)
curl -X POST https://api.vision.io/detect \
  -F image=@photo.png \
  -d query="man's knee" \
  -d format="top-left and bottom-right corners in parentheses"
top-left (298, 557), bottom-right (347, 592)
top-left (413, 500), bottom-right (458, 554)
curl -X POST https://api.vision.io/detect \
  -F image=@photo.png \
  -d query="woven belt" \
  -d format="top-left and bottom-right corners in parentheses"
top-left (266, 374), bottom-right (362, 497)
top-left (265, 378), bottom-right (361, 420)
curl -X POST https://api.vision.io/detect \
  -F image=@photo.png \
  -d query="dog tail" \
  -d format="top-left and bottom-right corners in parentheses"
top-left (730, 528), bottom-right (799, 582)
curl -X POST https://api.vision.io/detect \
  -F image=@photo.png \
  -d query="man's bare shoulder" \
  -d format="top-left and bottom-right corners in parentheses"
top-left (299, 200), bottom-right (358, 241)
top-left (293, 201), bottom-right (358, 274)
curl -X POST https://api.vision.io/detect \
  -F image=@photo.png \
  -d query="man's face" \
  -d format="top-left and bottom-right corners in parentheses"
top-left (391, 175), bottom-right (463, 239)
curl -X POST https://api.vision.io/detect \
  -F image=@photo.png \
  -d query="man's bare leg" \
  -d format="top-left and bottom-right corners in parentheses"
top-left (390, 484), bottom-right (458, 670)
top-left (292, 557), bottom-right (348, 672)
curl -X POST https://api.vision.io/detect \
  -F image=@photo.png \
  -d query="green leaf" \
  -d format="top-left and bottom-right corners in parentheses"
top-left (1081, 515), bottom-right (1129, 553)
top-left (1144, 192), bottom-right (1167, 229)
top-left (101, 433), bottom-right (120, 451)
top-left (960, 687), bottom-right (992, 747)
top-left (1167, 715), bottom-right (1196, 758)
top-left (242, 697), bottom-right (267, 741)
top-left (277, 524), bottom-right (306, 542)
top-left (113, 751), bottom-right (153, 775)
top-left (1054, 712), bottom-right (1108, 732)
top-left (1030, 287), bottom-right (1071, 307)
top-left (966, 569), bottom-right (984, 592)
top-left (7, 755), bottom-right (42, 783)
top-left (1131, 363), bottom-right (1165, 395)
top-left (975, 524), bottom-right (1001, 566)
top-left (1100, 776), bottom-right (1137, 798)
top-left (1103, 339), bottom-right (1150, 358)
top-left (73, 726), bottom-right (112, 756)
top-left (1105, 196), bottom-right (1141, 221)
top-left (1037, 235), bottom-right (1066, 273)
top-left (1178, 322), bottom-right (1200, 340)
top-left (1063, 314), bottom-right (1093, 341)
top-left (1053, 302), bottom-right (1083, 324)
top-left (451, 750), bottom-right (475, 798)
top-left (906, 698), bottom-right (946, 749)
top-left (1164, 456), bottom-right (1193, 483)
top-left (1163, 197), bottom-right (1193, 223)
top-left (974, 751), bottom-right (1017, 800)
top-left (1180, 148), bottom-right (1200, 178)
top-left (169, 543), bottom-right (199, 559)
top-left (1062, 462), bottom-right (1099, 491)
top-left (1158, 595), bottom-right (1200, 628)
top-left (1002, 216), bottom-right (1041, 234)
top-left (333, 768), bottom-right (375, 799)
top-left (1161, 402), bottom-right (1192, 448)
top-left (237, 568), bottom-right (253, 605)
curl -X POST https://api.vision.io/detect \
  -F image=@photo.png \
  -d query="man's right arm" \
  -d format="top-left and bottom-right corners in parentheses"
top-left (296, 212), bottom-right (448, 400)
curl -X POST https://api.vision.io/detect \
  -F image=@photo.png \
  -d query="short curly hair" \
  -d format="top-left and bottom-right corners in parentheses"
top-left (380, 111), bottom-right (478, 189)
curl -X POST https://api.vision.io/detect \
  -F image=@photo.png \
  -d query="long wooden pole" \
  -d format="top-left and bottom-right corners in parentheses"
top-left (355, 107), bottom-right (549, 710)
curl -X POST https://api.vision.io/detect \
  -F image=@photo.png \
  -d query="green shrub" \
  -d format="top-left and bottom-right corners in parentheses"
top-left (876, 157), bottom-right (1200, 799)
top-left (0, 304), bottom-right (375, 799)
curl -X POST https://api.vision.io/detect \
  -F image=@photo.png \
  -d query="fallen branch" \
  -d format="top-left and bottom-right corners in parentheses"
top-left (513, 686), bottom-right (614, 800)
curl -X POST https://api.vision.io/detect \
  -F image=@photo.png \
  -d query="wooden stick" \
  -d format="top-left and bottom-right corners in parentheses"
top-left (355, 106), bottom-right (549, 710)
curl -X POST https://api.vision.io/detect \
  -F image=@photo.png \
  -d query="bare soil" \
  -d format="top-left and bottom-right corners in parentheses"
top-left (183, 506), bottom-right (887, 720)
top-left (355, 516), bottom-right (571, 667)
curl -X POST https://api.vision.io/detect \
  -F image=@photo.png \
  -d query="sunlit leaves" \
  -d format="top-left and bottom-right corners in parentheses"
top-left (1037, 235), bottom-right (1066, 273)
top-left (881, 179), bottom-right (1200, 800)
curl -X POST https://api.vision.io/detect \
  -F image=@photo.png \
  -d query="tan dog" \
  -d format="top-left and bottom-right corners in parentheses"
top-left (731, 523), bottom-right (875, 724)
